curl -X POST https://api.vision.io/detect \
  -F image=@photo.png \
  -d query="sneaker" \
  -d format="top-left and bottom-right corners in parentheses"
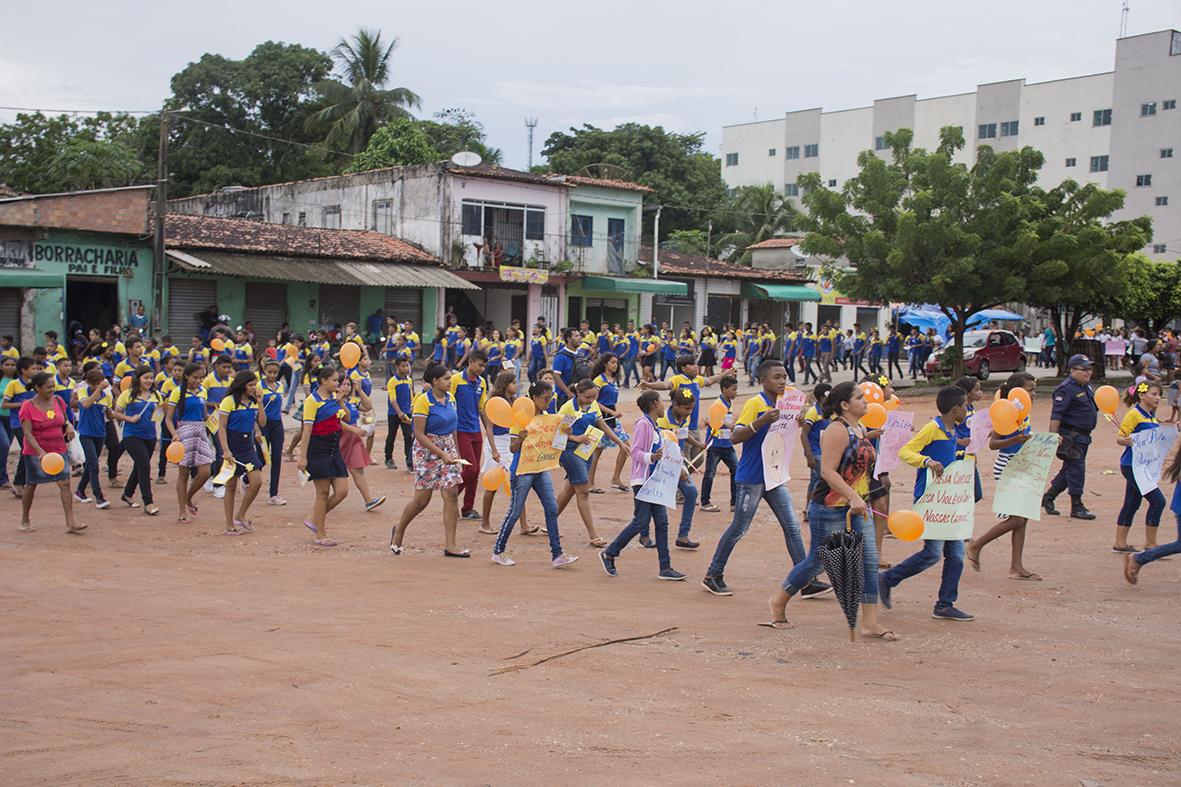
top-left (878, 574), bottom-right (892, 609)
top-left (599, 550), bottom-right (618, 576)
top-left (638, 537), bottom-right (657, 549)
top-left (932, 605), bottom-right (975, 622)
top-left (156, 475), bottom-right (166, 484)
top-left (658, 568), bottom-right (687, 581)
top-left (95, 499), bottom-right (110, 510)
top-left (800, 581), bottom-right (833, 599)
top-left (701, 575), bottom-right (733, 596)
top-left (203, 479), bottom-right (214, 494)
top-left (213, 485), bottom-right (225, 499)
top-left (461, 510), bottom-right (481, 521)
top-left (384, 460), bottom-right (396, 470)
top-left (364, 495), bottom-right (387, 512)
top-left (491, 552), bottom-right (516, 566)
top-left (552, 554), bottom-right (579, 568)
top-left (675, 538), bottom-right (699, 550)
top-left (699, 503), bottom-right (721, 513)
top-left (269, 496), bottom-right (288, 506)
top-left (73, 493), bottom-right (93, 504)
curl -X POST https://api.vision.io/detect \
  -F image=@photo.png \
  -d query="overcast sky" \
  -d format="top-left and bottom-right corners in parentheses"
top-left (1, 0), bottom-right (1176, 169)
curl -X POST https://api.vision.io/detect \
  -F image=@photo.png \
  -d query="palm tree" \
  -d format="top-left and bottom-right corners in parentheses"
top-left (716, 184), bottom-right (800, 264)
top-left (311, 29), bottom-right (422, 154)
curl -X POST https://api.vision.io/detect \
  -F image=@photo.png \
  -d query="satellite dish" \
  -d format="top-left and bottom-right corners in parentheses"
top-left (790, 244), bottom-right (808, 259)
top-left (577, 163), bottom-right (632, 180)
top-left (451, 151), bottom-right (482, 167)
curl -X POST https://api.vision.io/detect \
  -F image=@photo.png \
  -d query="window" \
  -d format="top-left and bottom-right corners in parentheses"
top-left (725, 152), bottom-right (739, 166)
top-left (874, 136), bottom-right (887, 151)
top-left (372, 199), bottom-right (393, 234)
top-left (1034, 116), bottom-right (1045, 126)
top-left (1164, 100), bottom-right (1177, 110)
top-left (1155, 196), bottom-right (1169, 206)
top-left (978, 123), bottom-right (997, 139)
top-left (461, 203), bottom-right (481, 235)
top-left (827, 179), bottom-right (837, 187)
top-left (1070, 111), bottom-right (1082, 122)
top-left (1093, 108), bottom-right (1112, 126)
top-left (322, 205), bottom-right (341, 229)
top-left (1162, 148), bottom-right (1175, 159)
top-left (1141, 102), bottom-right (1157, 117)
top-left (1065, 157), bottom-right (1077, 167)
top-left (1152, 244), bottom-right (1167, 253)
top-left (1000, 120), bottom-right (1019, 136)
top-left (280, 212), bottom-right (290, 224)
top-left (768, 148), bottom-right (777, 157)
top-left (1089, 155), bottom-right (1109, 172)
top-left (784, 183), bottom-right (799, 197)
top-left (804, 144), bottom-right (819, 158)
top-left (571, 214), bottom-right (593, 247)
top-left (297, 211), bottom-right (306, 227)
top-left (785, 146), bottom-right (800, 160)
top-left (1136, 174), bottom-right (1153, 187)
top-left (525, 210), bottom-right (544, 241)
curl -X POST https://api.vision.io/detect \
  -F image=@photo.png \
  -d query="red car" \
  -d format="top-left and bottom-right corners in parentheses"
top-left (925, 329), bottom-right (1026, 380)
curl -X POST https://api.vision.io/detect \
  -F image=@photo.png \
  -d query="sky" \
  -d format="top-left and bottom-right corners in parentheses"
top-left (1, 0), bottom-right (1177, 169)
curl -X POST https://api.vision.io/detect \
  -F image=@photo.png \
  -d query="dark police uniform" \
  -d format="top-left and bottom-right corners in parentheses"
top-left (1043, 356), bottom-right (1099, 518)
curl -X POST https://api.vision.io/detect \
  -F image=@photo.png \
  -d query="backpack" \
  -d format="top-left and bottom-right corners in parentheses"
top-left (573, 358), bottom-right (592, 382)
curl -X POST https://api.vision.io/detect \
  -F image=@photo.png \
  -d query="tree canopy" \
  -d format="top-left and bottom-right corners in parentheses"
top-left (715, 184), bottom-right (800, 263)
top-left (0, 112), bottom-right (148, 193)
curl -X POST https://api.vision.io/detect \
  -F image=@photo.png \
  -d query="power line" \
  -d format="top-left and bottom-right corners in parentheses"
top-left (0, 105), bottom-right (157, 115)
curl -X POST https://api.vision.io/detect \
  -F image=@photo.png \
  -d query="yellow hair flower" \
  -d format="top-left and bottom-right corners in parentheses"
top-left (1137, 382), bottom-right (1151, 394)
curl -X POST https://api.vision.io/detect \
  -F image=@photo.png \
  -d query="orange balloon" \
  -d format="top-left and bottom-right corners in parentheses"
top-left (662, 429), bottom-right (679, 444)
top-left (485, 396), bottom-right (514, 428)
top-left (339, 341), bottom-right (361, 368)
top-left (481, 465), bottom-right (505, 491)
top-left (707, 400), bottom-right (728, 431)
top-left (861, 402), bottom-right (887, 428)
top-left (1007, 387), bottom-right (1032, 419)
top-left (166, 441), bottom-right (185, 464)
top-left (119, 376), bottom-right (132, 391)
top-left (210, 337), bottom-right (225, 352)
top-left (1095, 385), bottom-right (1119, 415)
top-left (859, 381), bottom-right (884, 404)
top-left (883, 395), bottom-right (901, 411)
top-left (40, 452), bottom-right (65, 475)
top-left (512, 396), bottom-right (535, 429)
top-left (989, 399), bottom-right (1020, 434)
top-left (286, 344), bottom-right (299, 359)
top-left (647, 343), bottom-right (658, 353)
top-left (888, 510), bottom-right (924, 541)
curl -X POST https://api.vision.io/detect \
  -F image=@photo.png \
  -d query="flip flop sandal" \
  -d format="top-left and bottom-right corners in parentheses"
top-left (66, 524), bottom-right (88, 534)
top-left (866, 630), bottom-right (900, 641)
top-left (589, 488), bottom-right (606, 494)
top-left (520, 526), bottom-right (541, 536)
top-left (1111, 545), bottom-right (1137, 553)
top-left (314, 538), bottom-right (338, 547)
top-left (390, 543), bottom-right (403, 554)
top-left (187, 503), bottom-right (199, 516)
top-left (589, 537), bottom-right (608, 548)
top-left (304, 519), bottom-right (318, 534)
top-left (1009, 573), bottom-right (1043, 581)
top-left (477, 527), bottom-right (498, 535)
top-left (757, 620), bottom-right (792, 629)
top-left (234, 519), bottom-right (254, 532)
top-left (610, 483), bottom-right (629, 492)
top-left (223, 529), bottom-right (242, 536)
top-left (1123, 554), bottom-right (1139, 585)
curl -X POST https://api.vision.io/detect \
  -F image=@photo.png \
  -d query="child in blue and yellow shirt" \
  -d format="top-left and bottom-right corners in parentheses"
top-left (1114, 381), bottom-right (1165, 552)
top-left (700, 375), bottom-right (739, 513)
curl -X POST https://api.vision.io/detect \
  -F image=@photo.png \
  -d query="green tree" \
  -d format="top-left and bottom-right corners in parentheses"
top-left (542, 123), bottom-right (726, 237)
top-left (1111, 256), bottom-right (1180, 335)
top-left (715, 184), bottom-right (800, 263)
top-left (801, 127), bottom-right (1039, 378)
top-left (665, 229), bottom-right (708, 255)
top-left (346, 118), bottom-right (439, 172)
top-left (310, 29), bottom-right (422, 155)
top-left (45, 138), bottom-right (144, 191)
top-left (0, 112), bottom-right (147, 193)
top-left (420, 108), bottom-right (502, 165)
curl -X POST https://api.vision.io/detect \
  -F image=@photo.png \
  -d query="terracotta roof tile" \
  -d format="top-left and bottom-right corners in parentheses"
top-left (639, 246), bottom-right (809, 282)
top-left (564, 175), bottom-right (654, 194)
top-left (747, 237), bottom-right (802, 250)
top-left (447, 164), bottom-right (570, 187)
top-left (165, 213), bottom-right (438, 263)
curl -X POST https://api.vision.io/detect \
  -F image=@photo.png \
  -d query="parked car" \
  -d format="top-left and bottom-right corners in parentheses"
top-left (925, 329), bottom-right (1026, 380)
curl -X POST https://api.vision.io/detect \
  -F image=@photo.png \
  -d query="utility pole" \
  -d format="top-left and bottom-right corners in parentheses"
top-left (1119, 0), bottom-right (1129, 37)
top-left (652, 205), bottom-right (662, 279)
top-left (152, 108), bottom-right (170, 334)
top-left (525, 117), bottom-right (538, 171)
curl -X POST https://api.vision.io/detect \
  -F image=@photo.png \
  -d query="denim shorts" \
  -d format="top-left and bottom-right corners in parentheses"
top-left (560, 449), bottom-right (591, 486)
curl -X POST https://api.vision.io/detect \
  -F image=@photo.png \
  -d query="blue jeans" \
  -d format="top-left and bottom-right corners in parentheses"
top-left (881, 538), bottom-right (965, 609)
top-left (494, 471), bottom-right (564, 559)
top-left (784, 503), bottom-right (879, 602)
top-left (1135, 513), bottom-right (1181, 566)
top-left (76, 434), bottom-right (107, 502)
top-left (706, 482), bottom-right (805, 577)
top-left (747, 354), bottom-right (762, 385)
top-left (284, 364), bottom-right (303, 411)
top-left (639, 475), bottom-right (697, 540)
top-left (560, 449), bottom-right (591, 486)
top-left (528, 354), bottom-right (545, 383)
top-left (605, 487), bottom-right (671, 571)
top-left (1117, 465), bottom-right (1165, 527)
top-left (623, 356), bottom-right (640, 386)
top-left (701, 445), bottom-right (737, 506)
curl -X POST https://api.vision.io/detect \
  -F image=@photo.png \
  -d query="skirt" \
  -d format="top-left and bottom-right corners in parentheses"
top-left (721, 357), bottom-right (735, 370)
top-left (413, 432), bottom-right (462, 491)
top-left (481, 432), bottom-right (513, 473)
top-left (226, 430), bottom-right (261, 477)
top-left (175, 420), bottom-right (215, 468)
top-left (307, 432), bottom-right (348, 480)
top-left (339, 430), bottom-right (371, 470)
top-left (602, 418), bottom-right (628, 449)
top-left (24, 455), bottom-right (69, 485)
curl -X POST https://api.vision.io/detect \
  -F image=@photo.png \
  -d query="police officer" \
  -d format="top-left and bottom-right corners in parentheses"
top-left (1042, 354), bottom-right (1099, 519)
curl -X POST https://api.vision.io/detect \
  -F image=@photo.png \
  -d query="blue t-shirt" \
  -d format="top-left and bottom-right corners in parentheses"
top-left (169, 386), bottom-right (207, 423)
top-left (593, 373), bottom-right (618, 411)
top-left (413, 390), bottom-right (458, 435)
top-left (118, 392), bottom-right (159, 440)
top-left (450, 372), bottom-right (487, 434)
top-left (77, 383), bottom-right (114, 437)
top-left (387, 375), bottom-right (414, 416)
top-left (219, 396), bottom-right (259, 433)
top-left (734, 392), bottom-right (777, 484)
top-left (552, 347), bottom-right (577, 387)
top-left (260, 380), bottom-right (285, 422)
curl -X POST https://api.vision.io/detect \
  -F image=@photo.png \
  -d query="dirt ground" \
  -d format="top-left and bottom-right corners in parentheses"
top-left (2, 389), bottom-right (1179, 786)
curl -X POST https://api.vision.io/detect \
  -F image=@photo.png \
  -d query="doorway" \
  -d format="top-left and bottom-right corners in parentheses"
top-left (67, 277), bottom-right (118, 337)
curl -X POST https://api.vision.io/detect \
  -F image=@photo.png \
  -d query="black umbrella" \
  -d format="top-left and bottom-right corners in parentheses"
top-left (817, 511), bottom-right (865, 642)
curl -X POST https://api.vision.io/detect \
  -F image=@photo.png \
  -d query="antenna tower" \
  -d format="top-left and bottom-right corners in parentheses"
top-left (1120, 0), bottom-right (1129, 37)
top-left (525, 117), bottom-right (538, 171)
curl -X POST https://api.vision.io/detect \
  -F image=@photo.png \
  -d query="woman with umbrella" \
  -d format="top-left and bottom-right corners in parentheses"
top-left (763, 381), bottom-right (899, 641)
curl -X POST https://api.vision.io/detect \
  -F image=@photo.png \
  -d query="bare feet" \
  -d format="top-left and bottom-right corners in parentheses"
top-left (1123, 553), bottom-right (1140, 585)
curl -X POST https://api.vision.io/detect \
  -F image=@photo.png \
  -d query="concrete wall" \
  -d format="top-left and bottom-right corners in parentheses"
top-left (719, 118), bottom-right (788, 189)
top-left (566, 184), bottom-right (643, 274)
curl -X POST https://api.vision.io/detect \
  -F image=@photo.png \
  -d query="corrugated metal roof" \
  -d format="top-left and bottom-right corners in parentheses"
top-left (165, 250), bottom-right (478, 290)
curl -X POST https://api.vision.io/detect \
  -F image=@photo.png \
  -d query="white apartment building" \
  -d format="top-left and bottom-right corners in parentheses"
top-left (722, 29), bottom-right (1181, 263)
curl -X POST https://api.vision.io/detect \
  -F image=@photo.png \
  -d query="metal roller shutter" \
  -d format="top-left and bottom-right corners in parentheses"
top-left (245, 281), bottom-right (287, 346)
top-left (167, 278), bottom-right (218, 345)
top-left (0, 289), bottom-right (21, 345)
top-left (318, 284), bottom-right (360, 332)
top-left (383, 288), bottom-right (422, 330)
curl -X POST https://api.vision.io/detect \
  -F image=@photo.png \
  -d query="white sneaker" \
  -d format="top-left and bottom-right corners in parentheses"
top-left (95, 500), bottom-right (111, 510)
top-left (268, 495), bottom-right (287, 506)
top-left (73, 494), bottom-right (93, 504)
top-left (213, 485), bottom-right (225, 499)
top-left (491, 553), bottom-right (516, 566)
top-left (552, 554), bottom-right (579, 569)
top-left (203, 480), bottom-right (214, 494)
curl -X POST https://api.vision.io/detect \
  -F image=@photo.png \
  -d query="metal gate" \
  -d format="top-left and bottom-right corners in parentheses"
top-left (244, 281), bottom-right (287, 346)
top-left (383, 288), bottom-right (422, 331)
top-left (318, 285), bottom-right (360, 332)
top-left (0, 289), bottom-right (20, 344)
top-left (168, 278), bottom-right (217, 344)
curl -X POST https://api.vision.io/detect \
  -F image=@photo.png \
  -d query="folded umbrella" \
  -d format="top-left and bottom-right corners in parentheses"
top-left (817, 510), bottom-right (865, 642)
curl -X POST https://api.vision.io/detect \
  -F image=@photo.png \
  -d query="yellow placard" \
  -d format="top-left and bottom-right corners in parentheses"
top-left (574, 426), bottom-right (603, 460)
top-left (515, 414), bottom-right (563, 475)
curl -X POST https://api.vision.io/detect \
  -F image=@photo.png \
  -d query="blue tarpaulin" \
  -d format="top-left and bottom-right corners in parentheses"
top-left (897, 305), bottom-right (1023, 342)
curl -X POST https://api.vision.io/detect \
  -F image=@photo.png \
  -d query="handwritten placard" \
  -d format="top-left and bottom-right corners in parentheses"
top-left (762, 388), bottom-right (807, 490)
top-left (1132, 427), bottom-right (1179, 495)
top-left (515, 414), bottom-right (563, 475)
top-left (967, 408), bottom-right (993, 456)
top-left (913, 458), bottom-right (976, 540)
top-left (1105, 340), bottom-right (1127, 357)
top-left (873, 410), bottom-right (914, 479)
top-left (551, 413), bottom-right (577, 450)
top-left (637, 440), bottom-right (684, 508)
top-left (574, 425), bottom-right (603, 460)
top-left (992, 432), bottom-right (1058, 521)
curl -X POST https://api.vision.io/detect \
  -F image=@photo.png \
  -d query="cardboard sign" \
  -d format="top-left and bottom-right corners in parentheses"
top-left (967, 408), bottom-right (993, 457)
top-left (913, 458), bottom-right (976, 540)
top-left (1105, 340), bottom-right (1127, 356)
top-left (636, 440), bottom-right (683, 508)
top-left (575, 426), bottom-right (603, 460)
top-left (873, 410), bottom-right (914, 479)
top-left (762, 389), bottom-right (807, 490)
top-left (1132, 427), bottom-right (1179, 495)
top-left (992, 432), bottom-right (1059, 521)
top-left (515, 414), bottom-right (563, 475)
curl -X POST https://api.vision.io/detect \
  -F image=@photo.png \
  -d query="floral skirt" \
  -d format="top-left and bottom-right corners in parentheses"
top-left (413, 432), bottom-right (462, 491)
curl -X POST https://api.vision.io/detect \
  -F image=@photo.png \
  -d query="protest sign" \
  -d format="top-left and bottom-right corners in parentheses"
top-left (516, 415), bottom-right (563, 474)
top-left (873, 410), bottom-right (914, 479)
top-left (551, 413), bottom-right (577, 449)
top-left (1132, 427), bottom-right (1179, 495)
top-left (913, 458), bottom-right (976, 540)
top-left (574, 426), bottom-right (603, 460)
top-left (967, 408), bottom-right (993, 457)
top-left (762, 388), bottom-right (807, 490)
top-left (637, 440), bottom-right (683, 508)
top-left (992, 432), bottom-right (1058, 521)
top-left (1105, 339), bottom-right (1126, 357)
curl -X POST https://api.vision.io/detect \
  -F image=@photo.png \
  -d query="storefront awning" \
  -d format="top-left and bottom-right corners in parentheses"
top-left (0, 268), bottom-right (65, 288)
top-left (582, 275), bottom-right (687, 295)
top-left (165, 250), bottom-right (479, 290)
top-left (742, 282), bottom-right (821, 302)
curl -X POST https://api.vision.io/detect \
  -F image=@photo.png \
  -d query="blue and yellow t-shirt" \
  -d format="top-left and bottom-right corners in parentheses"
top-left (450, 372), bottom-right (487, 433)
top-left (657, 411), bottom-right (691, 449)
top-left (203, 372), bottom-right (232, 410)
top-left (734, 392), bottom-right (777, 484)
top-left (708, 395), bottom-right (735, 449)
top-left (898, 416), bottom-right (959, 501)
top-left (219, 395), bottom-right (259, 433)
top-left (387, 374), bottom-right (414, 416)
top-left (302, 390), bottom-right (344, 435)
top-left (77, 382), bottom-right (114, 437)
top-left (804, 404), bottom-right (829, 456)
top-left (116, 390), bottom-right (161, 440)
top-left (559, 397), bottom-right (603, 451)
top-left (4, 377), bottom-right (34, 429)
top-left (168, 385), bottom-right (207, 422)
top-left (593, 373), bottom-right (618, 412)
top-left (260, 379), bottom-right (285, 422)
top-left (1118, 405), bottom-right (1159, 467)
top-left (412, 390), bottom-right (458, 435)
top-left (668, 373), bottom-right (706, 429)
